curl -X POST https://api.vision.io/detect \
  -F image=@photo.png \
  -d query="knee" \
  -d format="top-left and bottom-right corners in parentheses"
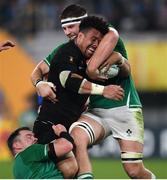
top-left (123, 163), bottom-right (143, 178)
top-left (71, 127), bottom-right (89, 148)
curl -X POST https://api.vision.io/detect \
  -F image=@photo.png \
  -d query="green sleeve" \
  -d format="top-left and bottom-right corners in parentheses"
top-left (114, 37), bottom-right (128, 59)
top-left (44, 43), bottom-right (65, 66)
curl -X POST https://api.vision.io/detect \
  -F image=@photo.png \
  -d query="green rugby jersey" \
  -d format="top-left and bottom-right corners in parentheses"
top-left (89, 37), bottom-right (142, 109)
top-left (13, 144), bottom-right (63, 179)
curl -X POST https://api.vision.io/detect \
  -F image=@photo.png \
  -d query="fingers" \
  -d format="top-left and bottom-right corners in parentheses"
top-left (99, 61), bottom-right (109, 69)
top-left (52, 124), bottom-right (67, 136)
top-left (36, 81), bottom-right (58, 102)
top-left (103, 85), bottom-right (124, 100)
top-left (3, 40), bottom-right (15, 47)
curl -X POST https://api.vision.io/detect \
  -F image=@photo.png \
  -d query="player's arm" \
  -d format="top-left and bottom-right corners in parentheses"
top-left (0, 40), bottom-right (15, 52)
top-left (86, 27), bottom-right (119, 78)
top-left (30, 60), bottom-right (57, 102)
top-left (99, 51), bottom-right (131, 78)
top-left (59, 71), bottom-right (124, 101)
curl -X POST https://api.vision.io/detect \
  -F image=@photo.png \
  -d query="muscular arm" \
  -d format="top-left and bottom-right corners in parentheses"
top-left (86, 28), bottom-right (119, 77)
top-left (31, 61), bottom-right (57, 102)
top-left (99, 51), bottom-right (131, 78)
top-left (31, 60), bottom-right (49, 86)
top-left (59, 71), bottom-right (124, 101)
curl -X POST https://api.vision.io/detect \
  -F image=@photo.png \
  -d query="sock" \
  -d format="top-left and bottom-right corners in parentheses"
top-left (77, 172), bottom-right (94, 179)
top-left (151, 172), bottom-right (156, 179)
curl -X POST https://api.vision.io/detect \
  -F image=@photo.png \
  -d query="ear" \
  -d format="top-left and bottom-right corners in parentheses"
top-left (76, 32), bottom-right (84, 45)
top-left (78, 32), bottom-right (84, 39)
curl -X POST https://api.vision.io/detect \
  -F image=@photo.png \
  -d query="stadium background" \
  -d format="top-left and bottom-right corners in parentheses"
top-left (0, 0), bottom-right (167, 178)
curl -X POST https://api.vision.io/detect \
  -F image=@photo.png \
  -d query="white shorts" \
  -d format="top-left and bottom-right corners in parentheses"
top-left (82, 106), bottom-right (144, 144)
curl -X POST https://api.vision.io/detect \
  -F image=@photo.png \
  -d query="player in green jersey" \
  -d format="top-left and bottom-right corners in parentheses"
top-left (31, 4), bottom-right (155, 179)
top-left (7, 124), bottom-right (75, 179)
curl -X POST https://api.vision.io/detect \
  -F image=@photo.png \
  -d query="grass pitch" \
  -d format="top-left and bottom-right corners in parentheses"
top-left (0, 158), bottom-right (166, 179)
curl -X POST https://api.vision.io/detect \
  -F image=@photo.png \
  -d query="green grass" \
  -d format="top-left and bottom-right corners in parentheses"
top-left (92, 158), bottom-right (167, 179)
top-left (0, 158), bottom-right (167, 179)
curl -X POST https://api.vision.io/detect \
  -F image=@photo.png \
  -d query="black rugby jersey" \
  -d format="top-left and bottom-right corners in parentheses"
top-left (33, 41), bottom-right (89, 144)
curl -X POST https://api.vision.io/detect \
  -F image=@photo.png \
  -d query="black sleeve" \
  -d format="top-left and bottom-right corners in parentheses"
top-left (56, 53), bottom-right (85, 93)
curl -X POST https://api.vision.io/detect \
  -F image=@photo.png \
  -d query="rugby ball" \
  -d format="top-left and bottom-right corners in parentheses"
top-left (99, 64), bottom-right (119, 79)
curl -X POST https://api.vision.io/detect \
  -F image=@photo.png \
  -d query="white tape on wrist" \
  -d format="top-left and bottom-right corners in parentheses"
top-left (36, 81), bottom-right (54, 88)
top-left (91, 83), bottom-right (104, 95)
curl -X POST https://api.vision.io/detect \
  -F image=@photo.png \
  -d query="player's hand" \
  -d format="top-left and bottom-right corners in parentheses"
top-left (36, 81), bottom-right (58, 103)
top-left (86, 68), bottom-right (107, 82)
top-left (103, 85), bottom-right (124, 100)
top-left (99, 51), bottom-right (123, 69)
top-left (0, 40), bottom-right (15, 52)
top-left (52, 124), bottom-right (67, 136)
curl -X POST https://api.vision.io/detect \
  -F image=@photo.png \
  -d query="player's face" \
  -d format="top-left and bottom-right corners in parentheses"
top-left (14, 130), bottom-right (38, 151)
top-left (62, 23), bottom-right (80, 40)
top-left (77, 28), bottom-right (103, 58)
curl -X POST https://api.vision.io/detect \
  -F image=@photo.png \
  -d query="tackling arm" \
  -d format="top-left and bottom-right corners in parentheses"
top-left (31, 60), bottom-right (49, 86)
top-left (86, 28), bottom-right (119, 78)
top-left (99, 51), bottom-right (131, 78)
top-left (31, 60), bottom-right (57, 102)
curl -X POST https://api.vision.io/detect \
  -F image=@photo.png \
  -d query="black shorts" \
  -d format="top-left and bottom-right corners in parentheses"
top-left (33, 120), bottom-right (58, 144)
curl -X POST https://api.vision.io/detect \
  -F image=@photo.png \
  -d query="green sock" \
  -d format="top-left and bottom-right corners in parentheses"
top-left (77, 172), bottom-right (94, 179)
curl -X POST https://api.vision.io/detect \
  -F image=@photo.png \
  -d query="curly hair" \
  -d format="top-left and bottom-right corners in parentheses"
top-left (79, 16), bottom-right (109, 35)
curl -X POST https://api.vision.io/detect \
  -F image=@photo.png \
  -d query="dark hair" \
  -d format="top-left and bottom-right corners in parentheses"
top-left (79, 16), bottom-right (109, 35)
top-left (60, 4), bottom-right (87, 20)
top-left (7, 127), bottom-right (30, 155)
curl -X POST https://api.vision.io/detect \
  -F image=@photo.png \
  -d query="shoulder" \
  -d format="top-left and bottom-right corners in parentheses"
top-left (56, 41), bottom-right (73, 54)
top-left (21, 144), bottom-right (46, 155)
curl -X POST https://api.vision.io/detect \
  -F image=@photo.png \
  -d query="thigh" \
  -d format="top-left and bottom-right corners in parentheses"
top-left (106, 106), bottom-right (144, 144)
top-left (79, 114), bottom-right (106, 144)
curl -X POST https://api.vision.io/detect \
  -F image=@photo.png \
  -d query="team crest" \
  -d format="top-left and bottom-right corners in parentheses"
top-left (69, 56), bottom-right (74, 63)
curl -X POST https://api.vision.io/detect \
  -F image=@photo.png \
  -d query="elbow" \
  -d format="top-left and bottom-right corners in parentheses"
top-left (107, 28), bottom-right (119, 44)
top-left (60, 139), bottom-right (73, 153)
top-left (119, 64), bottom-right (131, 77)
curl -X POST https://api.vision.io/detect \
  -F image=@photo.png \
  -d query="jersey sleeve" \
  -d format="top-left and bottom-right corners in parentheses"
top-left (114, 37), bottom-right (128, 59)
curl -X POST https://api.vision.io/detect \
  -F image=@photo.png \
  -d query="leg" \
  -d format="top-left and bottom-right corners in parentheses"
top-left (70, 115), bottom-right (106, 179)
top-left (57, 151), bottom-right (78, 178)
top-left (118, 139), bottom-right (155, 179)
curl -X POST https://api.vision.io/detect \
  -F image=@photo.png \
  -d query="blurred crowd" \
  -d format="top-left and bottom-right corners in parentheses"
top-left (0, 0), bottom-right (167, 38)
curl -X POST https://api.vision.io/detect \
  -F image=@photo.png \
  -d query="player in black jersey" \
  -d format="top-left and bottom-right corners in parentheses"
top-left (33, 16), bottom-right (124, 179)
top-left (33, 16), bottom-right (124, 144)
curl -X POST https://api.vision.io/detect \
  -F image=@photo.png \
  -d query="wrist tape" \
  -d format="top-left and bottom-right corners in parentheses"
top-left (91, 83), bottom-right (104, 95)
top-left (35, 79), bottom-right (42, 87)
